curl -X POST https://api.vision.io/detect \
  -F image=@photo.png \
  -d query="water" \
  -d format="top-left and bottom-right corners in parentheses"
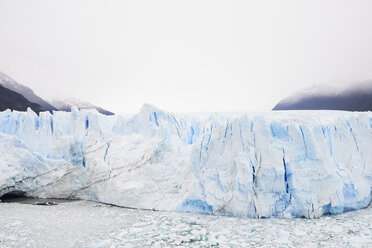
top-left (0, 200), bottom-right (371, 247)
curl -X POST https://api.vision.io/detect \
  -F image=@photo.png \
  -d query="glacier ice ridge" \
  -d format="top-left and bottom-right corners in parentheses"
top-left (0, 104), bottom-right (371, 218)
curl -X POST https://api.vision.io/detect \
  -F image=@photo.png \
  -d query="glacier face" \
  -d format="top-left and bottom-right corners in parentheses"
top-left (0, 105), bottom-right (371, 218)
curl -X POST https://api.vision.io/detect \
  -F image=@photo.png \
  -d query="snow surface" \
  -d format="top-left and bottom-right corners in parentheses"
top-left (0, 105), bottom-right (372, 218)
top-left (0, 201), bottom-right (371, 247)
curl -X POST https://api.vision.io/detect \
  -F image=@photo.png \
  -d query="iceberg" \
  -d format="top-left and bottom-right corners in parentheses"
top-left (0, 105), bottom-right (371, 218)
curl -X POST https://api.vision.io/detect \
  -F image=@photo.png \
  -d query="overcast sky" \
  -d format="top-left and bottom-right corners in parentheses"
top-left (1, 0), bottom-right (372, 113)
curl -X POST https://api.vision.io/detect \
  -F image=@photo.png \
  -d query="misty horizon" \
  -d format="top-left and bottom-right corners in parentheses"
top-left (1, 0), bottom-right (372, 113)
top-left (2, 69), bottom-right (372, 114)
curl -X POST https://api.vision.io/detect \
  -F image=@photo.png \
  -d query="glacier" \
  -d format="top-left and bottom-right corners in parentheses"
top-left (0, 105), bottom-right (371, 218)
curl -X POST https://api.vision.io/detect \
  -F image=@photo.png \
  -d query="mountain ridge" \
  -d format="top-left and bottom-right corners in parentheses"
top-left (0, 71), bottom-right (115, 115)
top-left (0, 84), bottom-right (42, 113)
top-left (273, 80), bottom-right (372, 111)
top-left (50, 98), bottom-right (115, 115)
top-left (0, 71), bottom-right (57, 112)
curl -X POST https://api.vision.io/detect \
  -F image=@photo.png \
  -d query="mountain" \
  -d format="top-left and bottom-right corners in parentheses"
top-left (0, 71), bottom-right (57, 112)
top-left (50, 98), bottom-right (115, 115)
top-left (273, 80), bottom-right (372, 111)
top-left (0, 71), bottom-right (114, 115)
top-left (0, 84), bottom-right (42, 113)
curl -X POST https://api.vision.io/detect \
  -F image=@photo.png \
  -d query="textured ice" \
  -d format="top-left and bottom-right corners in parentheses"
top-left (0, 105), bottom-right (371, 218)
top-left (0, 201), bottom-right (371, 247)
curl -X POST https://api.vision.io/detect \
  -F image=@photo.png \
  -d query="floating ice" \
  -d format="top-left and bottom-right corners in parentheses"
top-left (0, 105), bottom-right (371, 218)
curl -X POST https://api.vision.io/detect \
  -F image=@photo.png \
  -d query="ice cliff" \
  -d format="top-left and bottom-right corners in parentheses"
top-left (0, 105), bottom-right (371, 218)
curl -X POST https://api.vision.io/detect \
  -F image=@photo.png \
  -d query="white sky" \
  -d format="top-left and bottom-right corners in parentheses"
top-left (0, 0), bottom-right (372, 113)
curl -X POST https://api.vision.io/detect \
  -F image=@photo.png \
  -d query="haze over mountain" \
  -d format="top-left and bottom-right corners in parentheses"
top-left (0, 71), bottom-right (56, 112)
top-left (50, 98), bottom-right (114, 115)
top-left (0, 71), bottom-right (114, 115)
top-left (0, 84), bottom-right (42, 113)
top-left (273, 80), bottom-right (372, 112)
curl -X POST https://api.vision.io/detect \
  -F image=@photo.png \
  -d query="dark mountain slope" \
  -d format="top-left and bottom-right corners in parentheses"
top-left (0, 71), bottom-right (114, 115)
top-left (273, 81), bottom-right (372, 111)
top-left (0, 71), bottom-right (57, 112)
top-left (0, 84), bottom-right (42, 113)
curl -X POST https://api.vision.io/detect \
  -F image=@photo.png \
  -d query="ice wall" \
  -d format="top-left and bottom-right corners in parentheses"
top-left (0, 105), bottom-right (371, 218)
